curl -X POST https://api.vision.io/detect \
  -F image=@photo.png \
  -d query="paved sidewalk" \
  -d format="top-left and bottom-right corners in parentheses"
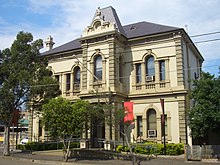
top-left (4, 150), bottom-right (220, 165)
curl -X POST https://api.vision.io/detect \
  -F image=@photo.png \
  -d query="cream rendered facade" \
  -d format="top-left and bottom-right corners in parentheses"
top-left (31, 6), bottom-right (203, 145)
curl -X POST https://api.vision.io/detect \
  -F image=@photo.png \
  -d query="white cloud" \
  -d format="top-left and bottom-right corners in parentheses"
top-left (0, 0), bottom-right (219, 74)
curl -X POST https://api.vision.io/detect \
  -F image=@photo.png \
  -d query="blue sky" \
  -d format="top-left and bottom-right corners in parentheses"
top-left (0, 0), bottom-right (220, 76)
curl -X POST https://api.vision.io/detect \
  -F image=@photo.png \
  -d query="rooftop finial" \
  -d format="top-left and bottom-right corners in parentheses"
top-left (96, 7), bottom-right (101, 16)
top-left (45, 35), bottom-right (55, 51)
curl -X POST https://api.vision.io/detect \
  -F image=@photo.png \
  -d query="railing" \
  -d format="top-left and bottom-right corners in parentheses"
top-left (160, 83), bottom-right (166, 88)
top-left (187, 145), bottom-right (220, 160)
top-left (146, 84), bottom-right (155, 89)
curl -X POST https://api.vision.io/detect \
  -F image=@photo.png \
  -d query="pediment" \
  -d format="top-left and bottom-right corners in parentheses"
top-left (81, 6), bottom-right (126, 38)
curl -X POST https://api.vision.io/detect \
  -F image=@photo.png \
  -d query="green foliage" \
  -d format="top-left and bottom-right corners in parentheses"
top-left (0, 31), bottom-right (60, 124)
top-left (42, 97), bottom-right (93, 157)
top-left (42, 97), bottom-right (91, 138)
top-left (165, 143), bottom-right (184, 155)
top-left (116, 143), bottom-right (184, 155)
top-left (116, 145), bottom-right (123, 152)
top-left (17, 142), bottom-right (80, 151)
top-left (188, 72), bottom-right (220, 139)
top-left (0, 31), bottom-right (60, 155)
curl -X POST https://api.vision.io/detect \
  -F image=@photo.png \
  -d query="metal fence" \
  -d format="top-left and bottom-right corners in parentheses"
top-left (187, 145), bottom-right (220, 160)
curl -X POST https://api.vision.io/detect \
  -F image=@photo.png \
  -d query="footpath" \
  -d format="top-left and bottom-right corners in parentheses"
top-left (1, 149), bottom-right (219, 165)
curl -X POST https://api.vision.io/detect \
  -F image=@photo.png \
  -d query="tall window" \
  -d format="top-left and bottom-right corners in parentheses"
top-left (147, 109), bottom-right (157, 137)
top-left (146, 55), bottom-right (155, 77)
top-left (66, 73), bottom-right (71, 91)
top-left (137, 116), bottom-right (143, 137)
top-left (94, 55), bottom-right (102, 81)
top-left (119, 56), bottom-right (123, 83)
top-left (136, 63), bottom-right (141, 83)
top-left (74, 66), bottom-right (80, 90)
top-left (159, 60), bottom-right (165, 81)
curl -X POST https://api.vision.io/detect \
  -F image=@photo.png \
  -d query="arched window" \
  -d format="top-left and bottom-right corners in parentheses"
top-left (119, 56), bottom-right (123, 83)
top-left (94, 55), bottom-right (102, 81)
top-left (74, 66), bottom-right (80, 90)
top-left (146, 55), bottom-right (155, 77)
top-left (147, 109), bottom-right (157, 137)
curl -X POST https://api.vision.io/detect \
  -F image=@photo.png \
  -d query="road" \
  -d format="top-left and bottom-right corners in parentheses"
top-left (0, 157), bottom-right (41, 165)
top-left (0, 157), bottom-right (218, 165)
top-left (0, 147), bottom-right (219, 165)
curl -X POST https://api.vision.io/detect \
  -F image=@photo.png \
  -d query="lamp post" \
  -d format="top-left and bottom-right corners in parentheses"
top-left (160, 98), bottom-right (166, 155)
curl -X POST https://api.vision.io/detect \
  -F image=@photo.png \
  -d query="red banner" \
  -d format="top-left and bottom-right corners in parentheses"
top-left (124, 102), bottom-right (134, 123)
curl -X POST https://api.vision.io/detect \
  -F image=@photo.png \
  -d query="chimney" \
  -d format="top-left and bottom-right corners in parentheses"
top-left (45, 35), bottom-right (55, 51)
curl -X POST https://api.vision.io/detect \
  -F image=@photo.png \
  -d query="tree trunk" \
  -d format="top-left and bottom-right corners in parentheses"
top-left (124, 134), bottom-right (136, 165)
top-left (3, 125), bottom-right (10, 156)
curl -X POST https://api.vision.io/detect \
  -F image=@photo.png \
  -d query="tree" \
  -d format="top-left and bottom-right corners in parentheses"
top-left (41, 97), bottom-right (91, 161)
top-left (188, 72), bottom-right (220, 143)
top-left (0, 31), bottom-right (60, 156)
top-left (101, 103), bottom-right (137, 165)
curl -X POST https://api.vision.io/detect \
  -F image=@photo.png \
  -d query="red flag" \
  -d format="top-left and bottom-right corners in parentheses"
top-left (124, 102), bottom-right (134, 123)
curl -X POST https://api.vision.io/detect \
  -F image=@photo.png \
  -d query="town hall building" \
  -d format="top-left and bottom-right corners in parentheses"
top-left (30, 6), bottom-right (204, 146)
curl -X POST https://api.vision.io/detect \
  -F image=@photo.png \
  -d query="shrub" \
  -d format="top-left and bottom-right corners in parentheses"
top-left (116, 142), bottom-right (184, 156)
top-left (116, 145), bottom-right (123, 152)
top-left (17, 141), bottom-right (80, 151)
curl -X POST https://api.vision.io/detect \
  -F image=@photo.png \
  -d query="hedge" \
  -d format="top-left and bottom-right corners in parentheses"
top-left (116, 142), bottom-right (184, 155)
top-left (17, 141), bottom-right (80, 151)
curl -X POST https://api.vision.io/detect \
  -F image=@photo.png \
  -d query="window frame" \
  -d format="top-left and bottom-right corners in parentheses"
top-left (136, 63), bottom-right (141, 83)
top-left (94, 55), bottom-right (102, 81)
top-left (159, 60), bottom-right (165, 81)
top-left (147, 109), bottom-right (157, 137)
top-left (137, 116), bottom-right (143, 137)
top-left (66, 73), bottom-right (71, 91)
top-left (74, 66), bottom-right (80, 90)
top-left (145, 55), bottom-right (155, 77)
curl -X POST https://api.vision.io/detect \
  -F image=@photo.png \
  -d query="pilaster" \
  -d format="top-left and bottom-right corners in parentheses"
top-left (174, 36), bottom-right (184, 86)
top-left (178, 100), bottom-right (187, 144)
top-left (141, 62), bottom-right (146, 86)
top-left (108, 40), bottom-right (116, 90)
top-left (82, 44), bottom-right (88, 90)
top-left (165, 59), bottom-right (170, 87)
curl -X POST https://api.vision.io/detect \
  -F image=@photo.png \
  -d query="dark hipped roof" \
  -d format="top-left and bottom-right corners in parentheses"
top-left (42, 21), bottom-right (179, 56)
top-left (124, 21), bottom-right (179, 39)
top-left (42, 6), bottom-right (180, 56)
top-left (42, 38), bottom-right (81, 56)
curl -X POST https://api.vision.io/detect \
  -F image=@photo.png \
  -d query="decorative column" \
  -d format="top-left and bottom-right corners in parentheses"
top-left (142, 112), bottom-right (147, 139)
top-left (89, 61), bottom-right (94, 88)
top-left (102, 59), bottom-right (106, 89)
top-left (157, 116), bottom-right (162, 142)
top-left (165, 59), bottom-right (170, 87)
top-left (62, 74), bottom-right (67, 96)
top-left (141, 62), bottom-right (146, 87)
top-left (132, 64), bottom-right (136, 91)
top-left (108, 39), bottom-right (116, 91)
top-left (70, 73), bottom-right (73, 96)
top-left (81, 44), bottom-right (88, 91)
top-left (155, 60), bottom-right (159, 90)
top-left (174, 34), bottom-right (184, 86)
